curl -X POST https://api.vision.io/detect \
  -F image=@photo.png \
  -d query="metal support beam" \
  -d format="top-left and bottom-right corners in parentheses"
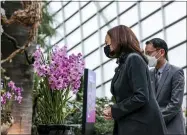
top-left (137, 1), bottom-right (143, 49)
top-left (161, 1), bottom-right (167, 43)
top-left (116, 1), bottom-right (120, 25)
top-left (78, 1), bottom-right (85, 55)
top-left (95, 1), bottom-right (105, 97)
top-left (94, 1), bottom-right (113, 28)
top-left (61, 1), bottom-right (67, 45)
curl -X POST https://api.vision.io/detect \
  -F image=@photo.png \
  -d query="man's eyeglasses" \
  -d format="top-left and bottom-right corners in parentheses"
top-left (146, 49), bottom-right (160, 56)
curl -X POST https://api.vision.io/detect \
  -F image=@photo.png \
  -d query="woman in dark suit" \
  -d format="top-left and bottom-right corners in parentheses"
top-left (103, 25), bottom-right (167, 135)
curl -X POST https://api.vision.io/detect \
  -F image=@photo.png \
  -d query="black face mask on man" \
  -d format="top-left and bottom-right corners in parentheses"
top-left (104, 45), bottom-right (115, 58)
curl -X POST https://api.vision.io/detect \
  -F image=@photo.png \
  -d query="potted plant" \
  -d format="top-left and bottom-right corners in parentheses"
top-left (32, 45), bottom-right (84, 135)
top-left (1, 69), bottom-right (23, 135)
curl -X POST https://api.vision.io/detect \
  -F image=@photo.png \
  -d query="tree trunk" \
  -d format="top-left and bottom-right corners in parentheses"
top-left (1, 1), bottom-right (36, 134)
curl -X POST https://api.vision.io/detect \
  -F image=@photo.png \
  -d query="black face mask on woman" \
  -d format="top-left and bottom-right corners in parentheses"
top-left (104, 45), bottom-right (115, 58)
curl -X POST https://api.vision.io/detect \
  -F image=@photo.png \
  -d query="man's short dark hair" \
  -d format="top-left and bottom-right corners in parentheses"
top-left (146, 38), bottom-right (168, 59)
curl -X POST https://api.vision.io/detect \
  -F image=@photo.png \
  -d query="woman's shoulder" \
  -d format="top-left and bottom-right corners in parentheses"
top-left (127, 53), bottom-right (143, 61)
top-left (126, 53), bottom-right (148, 65)
top-left (117, 52), bottom-right (148, 69)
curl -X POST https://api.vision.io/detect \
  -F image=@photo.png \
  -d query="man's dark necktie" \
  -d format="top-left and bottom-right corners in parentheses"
top-left (155, 70), bottom-right (161, 93)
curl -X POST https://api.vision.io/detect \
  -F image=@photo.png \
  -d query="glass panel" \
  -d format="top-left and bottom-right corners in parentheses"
top-left (57, 40), bottom-right (66, 48)
top-left (103, 59), bottom-right (117, 82)
top-left (142, 11), bottom-right (163, 39)
top-left (94, 67), bottom-right (102, 87)
top-left (80, 1), bottom-right (89, 7)
top-left (52, 11), bottom-right (63, 28)
top-left (48, 1), bottom-right (62, 15)
top-left (118, 1), bottom-right (135, 14)
top-left (96, 86), bottom-right (105, 98)
top-left (182, 68), bottom-right (186, 110)
top-left (84, 32), bottom-right (99, 55)
top-left (100, 18), bottom-right (118, 31)
top-left (97, 1), bottom-right (111, 9)
top-left (65, 13), bottom-right (80, 34)
top-left (140, 2), bottom-right (161, 19)
top-left (56, 25), bottom-right (65, 37)
top-left (109, 19), bottom-right (118, 28)
top-left (163, 0), bottom-right (173, 5)
top-left (142, 32), bottom-right (164, 49)
top-left (99, 14), bottom-right (106, 27)
top-left (81, 2), bottom-right (97, 23)
top-left (49, 25), bottom-right (65, 46)
top-left (183, 68), bottom-right (187, 94)
top-left (119, 6), bottom-right (138, 27)
top-left (166, 19), bottom-right (186, 48)
top-left (44, 36), bottom-right (50, 45)
top-left (101, 3), bottom-right (117, 23)
top-left (184, 68), bottom-right (187, 88)
top-left (168, 44), bottom-right (186, 68)
top-left (85, 50), bottom-right (100, 70)
top-left (50, 25), bottom-right (64, 45)
top-left (68, 44), bottom-right (82, 55)
top-left (104, 81), bottom-right (112, 99)
top-left (62, 1), bottom-right (69, 6)
top-left (101, 26), bottom-right (109, 45)
top-left (64, 2), bottom-right (79, 20)
top-left (83, 16), bottom-right (98, 38)
top-left (131, 25), bottom-right (140, 41)
top-left (66, 28), bottom-right (81, 50)
top-left (165, 2), bottom-right (186, 26)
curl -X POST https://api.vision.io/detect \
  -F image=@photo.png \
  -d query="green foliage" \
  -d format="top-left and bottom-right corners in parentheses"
top-left (1, 110), bottom-right (12, 125)
top-left (94, 97), bottom-right (114, 135)
top-left (1, 68), bottom-right (12, 113)
top-left (66, 96), bottom-right (114, 135)
top-left (37, 1), bottom-right (56, 46)
top-left (1, 68), bottom-right (16, 125)
top-left (94, 116), bottom-right (113, 135)
top-left (33, 76), bottom-right (76, 124)
top-left (1, 70), bottom-right (12, 125)
top-left (65, 77), bottom-right (84, 135)
top-left (76, 77), bottom-right (84, 101)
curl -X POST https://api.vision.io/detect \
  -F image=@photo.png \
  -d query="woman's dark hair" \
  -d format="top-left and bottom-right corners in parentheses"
top-left (107, 25), bottom-right (148, 63)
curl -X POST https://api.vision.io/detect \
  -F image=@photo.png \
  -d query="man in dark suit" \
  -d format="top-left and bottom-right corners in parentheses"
top-left (145, 38), bottom-right (185, 134)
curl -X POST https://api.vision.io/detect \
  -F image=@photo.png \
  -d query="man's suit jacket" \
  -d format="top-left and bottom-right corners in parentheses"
top-left (150, 63), bottom-right (185, 134)
top-left (111, 53), bottom-right (167, 135)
